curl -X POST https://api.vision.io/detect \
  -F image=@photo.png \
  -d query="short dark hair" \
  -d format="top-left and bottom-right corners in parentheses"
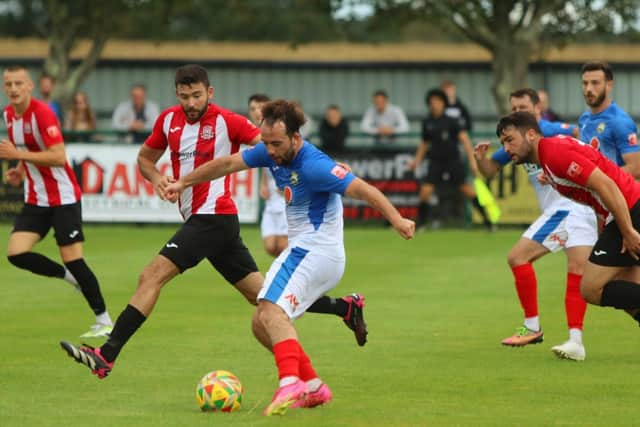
top-left (326, 104), bottom-right (340, 111)
top-left (248, 93), bottom-right (270, 105)
top-left (425, 88), bottom-right (448, 106)
top-left (261, 99), bottom-right (306, 138)
top-left (131, 83), bottom-right (147, 92)
top-left (373, 89), bottom-right (388, 98)
top-left (174, 64), bottom-right (210, 88)
top-left (510, 88), bottom-right (539, 105)
top-left (582, 61), bottom-right (613, 81)
top-left (5, 65), bottom-right (28, 73)
top-left (496, 111), bottom-right (542, 138)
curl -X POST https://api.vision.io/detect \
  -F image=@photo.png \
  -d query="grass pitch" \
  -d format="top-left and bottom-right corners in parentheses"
top-left (1, 224), bottom-right (638, 427)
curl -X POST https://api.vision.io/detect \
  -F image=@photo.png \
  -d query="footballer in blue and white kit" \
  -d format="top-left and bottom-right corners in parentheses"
top-left (243, 141), bottom-right (356, 319)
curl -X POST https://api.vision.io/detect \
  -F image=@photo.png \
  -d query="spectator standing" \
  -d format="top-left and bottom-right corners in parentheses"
top-left (112, 83), bottom-right (160, 143)
top-left (441, 79), bottom-right (472, 131)
top-left (39, 73), bottom-right (63, 124)
top-left (538, 89), bottom-right (562, 122)
top-left (360, 90), bottom-right (409, 145)
top-left (319, 104), bottom-right (349, 155)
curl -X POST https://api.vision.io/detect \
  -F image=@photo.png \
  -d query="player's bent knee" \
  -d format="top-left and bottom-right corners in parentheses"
top-left (580, 279), bottom-right (603, 305)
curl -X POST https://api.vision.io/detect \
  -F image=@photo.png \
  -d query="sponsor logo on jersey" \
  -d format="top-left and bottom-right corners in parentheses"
top-left (290, 171), bottom-right (299, 185)
top-left (24, 123), bottom-right (31, 134)
top-left (561, 123), bottom-right (570, 129)
top-left (629, 133), bottom-right (638, 146)
top-left (46, 125), bottom-right (60, 138)
top-left (567, 161), bottom-right (583, 178)
top-left (284, 186), bottom-right (293, 205)
top-left (597, 122), bottom-right (606, 133)
top-left (331, 165), bottom-right (347, 179)
top-left (589, 137), bottom-right (600, 150)
top-left (200, 125), bottom-right (215, 140)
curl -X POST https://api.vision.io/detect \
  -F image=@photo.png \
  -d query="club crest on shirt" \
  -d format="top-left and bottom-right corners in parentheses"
top-left (24, 123), bottom-right (31, 134)
top-left (597, 122), bottom-right (606, 133)
top-left (567, 161), bottom-right (583, 178)
top-left (561, 123), bottom-right (570, 129)
top-left (629, 133), bottom-right (638, 146)
top-left (290, 171), bottom-right (299, 185)
top-left (200, 125), bottom-right (215, 140)
top-left (589, 137), bottom-right (600, 150)
top-left (284, 186), bottom-right (293, 205)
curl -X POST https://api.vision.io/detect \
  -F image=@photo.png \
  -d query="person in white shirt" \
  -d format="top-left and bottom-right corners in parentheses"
top-left (360, 89), bottom-right (410, 144)
top-left (112, 83), bottom-right (160, 143)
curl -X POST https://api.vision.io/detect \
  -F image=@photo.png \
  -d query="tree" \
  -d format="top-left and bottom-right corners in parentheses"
top-left (0, 0), bottom-right (146, 112)
top-left (364, 0), bottom-right (640, 114)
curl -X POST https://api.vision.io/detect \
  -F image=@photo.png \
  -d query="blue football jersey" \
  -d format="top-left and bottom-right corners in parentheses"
top-left (243, 141), bottom-right (356, 253)
top-left (578, 102), bottom-right (639, 166)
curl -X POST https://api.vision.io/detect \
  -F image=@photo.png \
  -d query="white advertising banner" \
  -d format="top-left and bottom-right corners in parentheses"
top-left (65, 144), bottom-right (260, 223)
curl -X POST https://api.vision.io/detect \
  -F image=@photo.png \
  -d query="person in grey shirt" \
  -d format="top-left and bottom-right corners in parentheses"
top-left (112, 83), bottom-right (160, 143)
top-left (360, 89), bottom-right (410, 144)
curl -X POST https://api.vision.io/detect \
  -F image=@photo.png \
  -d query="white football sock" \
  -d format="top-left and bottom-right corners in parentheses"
top-left (278, 376), bottom-right (298, 387)
top-left (569, 328), bottom-right (583, 344)
top-left (96, 311), bottom-right (113, 326)
top-left (306, 378), bottom-right (322, 392)
top-left (524, 316), bottom-right (540, 332)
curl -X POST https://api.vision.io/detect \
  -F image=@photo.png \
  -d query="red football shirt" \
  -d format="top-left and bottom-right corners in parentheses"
top-left (145, 103), bottom-right (260, 220)
top-left (538, 135), bottom-right (640, 219)
top-left (4, 98), bottom-right (81, 207)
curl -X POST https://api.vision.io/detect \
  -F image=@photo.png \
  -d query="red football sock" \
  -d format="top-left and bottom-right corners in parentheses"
top-left (273, 339), bottom-right (301, 379)
top-left (566, 273), bottom-right (587, 330)
top-left (511, 263), bottom-right (538, 318)
top-left (298, 347), bottom-right (318, 382)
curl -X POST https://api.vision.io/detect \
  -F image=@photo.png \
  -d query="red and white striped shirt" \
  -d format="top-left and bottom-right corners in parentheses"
top-left (4, 98), bottom-right (81, 207)
top-left (539, 135), bottom-right (640, 220)
top-left (145, 103), bottom-right (260, 220)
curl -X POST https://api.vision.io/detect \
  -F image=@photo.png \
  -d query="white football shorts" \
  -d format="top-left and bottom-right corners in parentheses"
top-left (523, 207), bottom-right (597, 252)
top-left (258, 245), bottom-right (345, 319)
top-left (260, 209), bottom-right (288, 238)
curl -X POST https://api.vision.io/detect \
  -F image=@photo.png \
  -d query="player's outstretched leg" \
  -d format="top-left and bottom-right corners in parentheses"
top-left (294, 343), bottom-right (332, 409)
top-left (60, 341), bottom-right (113, 379)
top-left (306, 293), bottom-right (368, 346)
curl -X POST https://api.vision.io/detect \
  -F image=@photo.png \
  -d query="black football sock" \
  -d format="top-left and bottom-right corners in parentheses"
top-left (64, 258), bottom-right (106, 315)
top-left (472, 196), bottom-right (491, 226)
top-left (307, 296), bottom-right (349, 317)
top-left (417, 202), bottom-right (430, 226)
top-left (100, 304), bottom-right (147, 363)
top-left (600, 280), bottom-right (640, 309)
top-left (8, 252), bottom-right (65, 278)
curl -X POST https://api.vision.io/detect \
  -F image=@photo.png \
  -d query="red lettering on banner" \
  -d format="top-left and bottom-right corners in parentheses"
top-left (134, 167), bottom-right (155, 196)
top-left (81, 160), bottom-right (103, 194)
top-left (230, 169), bottom-right (253, 197)
top-left (108, 163), bottom-right (132, 196)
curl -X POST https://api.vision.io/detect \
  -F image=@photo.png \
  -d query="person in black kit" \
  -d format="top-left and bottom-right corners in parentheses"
top-left (441, 80), bottom-right (473, 132)
top-left (319, 104), bottom-right (349, 155)
top-left (408, 88), bottom-right (492, 230)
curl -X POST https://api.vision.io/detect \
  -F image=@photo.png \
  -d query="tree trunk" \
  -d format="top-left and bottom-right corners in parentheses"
top-left (490, 42), bottom-right (531, 116)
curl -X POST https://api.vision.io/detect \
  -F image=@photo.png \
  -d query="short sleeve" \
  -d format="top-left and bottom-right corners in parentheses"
top-left (144, 113), bottom-right (168, 150)
top-left (304, 156), bottom-right (356, 195)
top-left (539, 120), bottom-right (576, 137)
top-left (491, 146), bottom-right (512, 166)
top-left (36, 105), bottom-right (63, 147)
top-left (242, 142), bottom-right (272, 168)
top-left (542, 141), bottom-right (597, 187)
top-left (225, 111), bottom-right (260, 144)
top-left (612, 115), bottom-right (640, 155)
top-left (421, 119), bottom-right (431, 142)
